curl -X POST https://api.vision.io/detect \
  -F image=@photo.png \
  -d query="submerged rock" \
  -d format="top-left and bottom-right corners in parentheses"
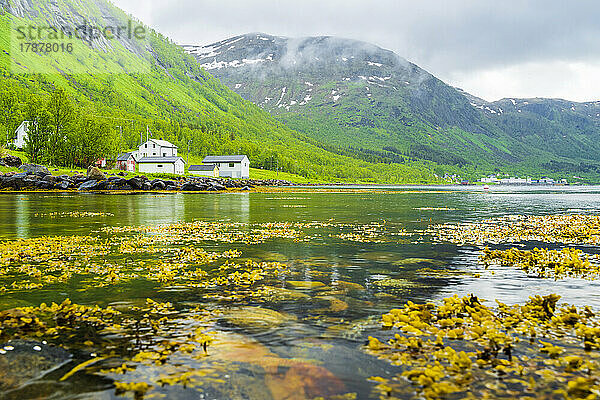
top-left (331, 280), bottom-right (365, 292)
top-left (286, 281), bottom-right (327, 290)
top-left (221, 306), bottom-right (296, 329)
top-left (265, 363), bottom-right (346, 400)
top-left (315, 296), bottom-right (349, 312)
top-left (0, 340), bottom-right (71, 392)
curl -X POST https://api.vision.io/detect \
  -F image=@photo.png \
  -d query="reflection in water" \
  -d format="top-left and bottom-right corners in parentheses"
top-left (131, 194), bottom-right (187, 225)
top-left (15, 198), bottom-right (30, 239)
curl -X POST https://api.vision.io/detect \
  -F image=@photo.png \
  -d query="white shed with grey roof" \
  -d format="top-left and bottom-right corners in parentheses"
top-left (202, 155), bottom-right (249, 178)
top-left (189, 164), bottom-right (219, 177)
top-left (138, 157), bottom-right (185, 175)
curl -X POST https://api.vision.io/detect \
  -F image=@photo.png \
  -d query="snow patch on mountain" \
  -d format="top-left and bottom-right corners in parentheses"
top-left (276, 87), bottom-right (287, 107)
top-left (201, 58), bottom-right (270, 70)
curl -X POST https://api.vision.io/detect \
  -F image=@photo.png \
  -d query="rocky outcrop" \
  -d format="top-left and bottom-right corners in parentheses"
top-left (18, 164), bottom-right (50, 176)
top-left (0, 170), bottom-right (297, 192)
top-left (86, 166), bottom-right (106, 181)
top-left (1, 155), bottom-right (22, 167)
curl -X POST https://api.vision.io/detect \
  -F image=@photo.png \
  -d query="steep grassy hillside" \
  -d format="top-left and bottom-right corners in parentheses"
top-left (0, 1), bottom-right (442, 183)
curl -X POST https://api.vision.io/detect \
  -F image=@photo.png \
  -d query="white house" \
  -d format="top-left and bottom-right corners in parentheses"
top-left (138, 139), bottom-right (178, 158)
top-left (202, 155), bottom-right (250, 179)
top-left (189, 164), bottom-right (219, 177)
top-left (12, 121), bottom-right (30, 149)
top-left (500, 177), bottom-right (529, 185)
top-left (539, 177), bottom-right (555, 185)
top-left (138, 156), bottom-right (185, 175)
top-left (480, 176), bottom-right (500, 184)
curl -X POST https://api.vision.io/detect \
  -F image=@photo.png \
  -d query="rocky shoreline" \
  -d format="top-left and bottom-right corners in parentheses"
top-left (0, 164), bottom-right (296, 192)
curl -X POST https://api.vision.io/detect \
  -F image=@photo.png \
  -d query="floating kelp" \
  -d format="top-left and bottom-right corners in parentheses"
top-left (103, 220), bottom-right (304, 245)
top-left (0, 217), bottom-right (454, 399)
top-left (286, 281), bottom-right (328, 290)
top-left (0, 297), bottom-right (350, 400)
top-left (481, 247), bottom-right (600, 280)
top-left (102, 220), bottom-right (407, 246)
top-left (250, 286), bottom-right (312, 303)
top-left (34, 211), bottom-right (115, 218)
top-left (366, 294), bottom-right (600, 400)
top-left (415, 267), bottom-right (480, 279)
top-left (334, 222), bottom-right (396, 243)
top-left (0, 233), bottom-right (245, 293)
top-left (430, 214), bottom-right (600, 245)
top-left (371, 278), bottom-right (424, 290)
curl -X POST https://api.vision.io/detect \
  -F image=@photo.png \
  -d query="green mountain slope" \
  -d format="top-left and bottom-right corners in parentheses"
top-left (184, 33), bottom-right (600, 181)
top-left (0, 1), bottom-right (441, 183)
top-left (468, 95), bottom-right (600, 175)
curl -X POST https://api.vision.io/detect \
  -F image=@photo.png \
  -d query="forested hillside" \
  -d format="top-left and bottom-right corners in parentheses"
top-left (0, 0), bottom-right (441, 183)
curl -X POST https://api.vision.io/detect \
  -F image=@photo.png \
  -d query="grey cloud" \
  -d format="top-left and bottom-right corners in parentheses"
top-left (112, 0), bottom-right (600, 101)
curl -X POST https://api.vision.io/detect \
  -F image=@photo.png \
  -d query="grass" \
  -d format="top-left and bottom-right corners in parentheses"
top-left (1, 149), bottom-right (321, 184)
top-left (249, 168), bottom-right (328, 184)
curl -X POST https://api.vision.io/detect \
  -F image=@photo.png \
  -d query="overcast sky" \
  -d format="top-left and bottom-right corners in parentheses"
top-left (112, 0), bottom-right (600, 102)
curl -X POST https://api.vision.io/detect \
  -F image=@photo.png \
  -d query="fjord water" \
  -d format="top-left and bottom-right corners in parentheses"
top-left (1, 186), bottom-right (600, 399)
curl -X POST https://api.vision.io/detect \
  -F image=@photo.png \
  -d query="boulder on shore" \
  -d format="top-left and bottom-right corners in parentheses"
top-left (2, 155), bottom-right (22, 167)
top-left (86, 166), bottom-right (106, 181)
top-left (78, 180), bottom-right (100, 191)
top-left (19, 164), bottom-right (50, 177)
top-left (126, 177), bottom-right (143, 190)
top-left (55, 181), bottom-right (71, 190)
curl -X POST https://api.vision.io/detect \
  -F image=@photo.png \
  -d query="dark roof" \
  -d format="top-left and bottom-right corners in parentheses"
top-left (148, 139), bottom-right (177, 148)
top-left (202, 155), bottom-right (248, 163)
top-left (116, 152), bottom-right (134, 161)
top-left (137, 157), bottom-right (185, 164)
top-left (189, 164), bottom-right (218, 171)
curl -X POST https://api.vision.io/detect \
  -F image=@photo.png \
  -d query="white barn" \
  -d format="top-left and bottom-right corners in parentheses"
top-left (12, 121), bottom-right (30, 149)
top-left (138, 157), bottom-right (185, 175)
top-left (138, 139), bottom-right (178, 158)
top-left (189, 164), bottom-right (219, 177)
top-left (202, 155), bottom-right (250, 179)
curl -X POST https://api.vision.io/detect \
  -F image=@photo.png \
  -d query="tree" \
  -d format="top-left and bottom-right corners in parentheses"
top-left (46, 88), bottom-right (75, 166)
top-left (74, 116), bottom-right (115, 168)
top-left (23, 98), bottom-right (50, 164)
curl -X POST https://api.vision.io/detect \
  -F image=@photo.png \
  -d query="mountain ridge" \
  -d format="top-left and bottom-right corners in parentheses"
top-left (184, 32), bottom-right (600, 180)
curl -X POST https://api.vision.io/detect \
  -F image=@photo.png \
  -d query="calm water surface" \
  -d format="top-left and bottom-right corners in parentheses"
top-left (1, 186), bottom-right (600, 399)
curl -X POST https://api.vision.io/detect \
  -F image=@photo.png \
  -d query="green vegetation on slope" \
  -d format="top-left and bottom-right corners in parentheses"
top-left (189, 33), bottom-right (600, 183)
top-left (0, 2), bottom-right (444, 184)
